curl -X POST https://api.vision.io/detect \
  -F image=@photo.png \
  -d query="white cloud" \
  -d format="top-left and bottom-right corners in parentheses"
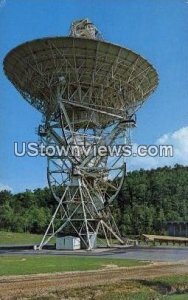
top-left (128, 126), bottom-right (188, 171)
top-left (0, 183), bottom-right (13, 192)
top-left (157, 127), bottom-right (188, 164)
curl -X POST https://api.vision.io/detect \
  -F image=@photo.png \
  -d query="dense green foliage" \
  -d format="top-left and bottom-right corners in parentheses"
top-left (0, 164), bottom-right (188, 235)
top-left (0, 188), bottom-right (53, 233)
top-left (115, 164), bottom-right (188, 235)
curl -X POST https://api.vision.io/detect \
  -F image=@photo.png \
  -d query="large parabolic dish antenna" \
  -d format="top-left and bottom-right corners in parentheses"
top-left (4, 19), bottom-right (158, 250)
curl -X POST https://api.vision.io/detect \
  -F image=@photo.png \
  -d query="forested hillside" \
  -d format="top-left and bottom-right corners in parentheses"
top-left (115, 164), bottom-right (188, 235)
top-left (0, 164), bottom-right (188, 236)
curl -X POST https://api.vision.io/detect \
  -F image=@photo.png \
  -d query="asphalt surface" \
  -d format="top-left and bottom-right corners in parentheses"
top-left (0, 246), bottom-right (188, 261)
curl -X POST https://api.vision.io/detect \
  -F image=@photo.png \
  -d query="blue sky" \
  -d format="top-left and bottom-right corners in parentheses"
top-left (0, 0), bottom-right (188, 192)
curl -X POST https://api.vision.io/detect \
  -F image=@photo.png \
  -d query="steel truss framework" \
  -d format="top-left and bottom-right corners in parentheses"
top-left (37, 91), bottom-right (130, 249)
top-left (4, 19), bottom-right (158, 250)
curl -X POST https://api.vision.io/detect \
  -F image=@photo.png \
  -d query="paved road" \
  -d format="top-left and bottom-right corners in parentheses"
top-left (0, 246), bottom-right (188, 261)
top-left (105, 247), bottom-right (188, 261)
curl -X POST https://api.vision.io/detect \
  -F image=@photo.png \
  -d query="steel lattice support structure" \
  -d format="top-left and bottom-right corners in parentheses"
top-left (37, 95), bottom-right (129, 249)
top-left (4, 19), bottom-right (158, 250)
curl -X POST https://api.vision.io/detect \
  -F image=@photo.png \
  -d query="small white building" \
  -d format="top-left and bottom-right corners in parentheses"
top-left (56, 236), bottom-right (81, 250)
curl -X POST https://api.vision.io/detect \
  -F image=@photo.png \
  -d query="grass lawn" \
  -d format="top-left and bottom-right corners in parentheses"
top-left (0, 255), bottom-right (146, 276)
top-left (0, 231), bottom-right (55, 245)
top-left (0, 255), bottom-right (187, 300)
top-left (0, 231), bottom-right (119, 246)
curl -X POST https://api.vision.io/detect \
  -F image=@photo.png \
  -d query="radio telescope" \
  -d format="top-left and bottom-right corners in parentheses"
top-left (4, 19), bottom-right (158, 250)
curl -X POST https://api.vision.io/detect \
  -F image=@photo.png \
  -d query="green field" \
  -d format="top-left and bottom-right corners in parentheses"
top-left (0, 231), bottom-right (54, 245)
top-left (0, 231), bottom-right (188, 299)
top-left (0, 255), bottom-right (146, 276)
top-left (0, 253), bottom-right (187, 299)
top-left (0, 231), bottom-right (120, 246)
